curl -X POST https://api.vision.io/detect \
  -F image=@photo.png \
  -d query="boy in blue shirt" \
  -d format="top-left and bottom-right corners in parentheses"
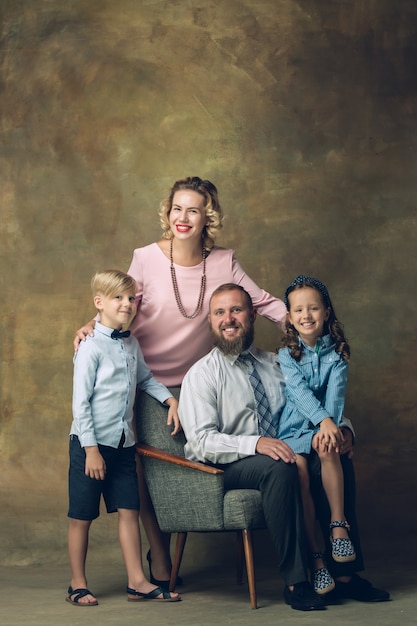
top-left (67, 270), bottom-right (181, 606)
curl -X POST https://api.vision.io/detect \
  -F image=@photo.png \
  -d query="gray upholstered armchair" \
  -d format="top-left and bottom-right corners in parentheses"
top-left (136, 392), bottom-right (266, 609)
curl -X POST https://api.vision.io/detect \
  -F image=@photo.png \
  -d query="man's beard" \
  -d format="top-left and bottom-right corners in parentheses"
top-left (211, 323), bottom-right (254, 356)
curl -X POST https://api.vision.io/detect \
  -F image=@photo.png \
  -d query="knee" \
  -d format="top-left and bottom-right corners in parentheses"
top-left (318, 448), bottom-right (340, 465)
top-left (266, 459), bottom-right (299, 488)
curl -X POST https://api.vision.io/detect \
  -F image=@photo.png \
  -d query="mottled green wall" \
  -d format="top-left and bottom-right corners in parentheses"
top-left (1, 0), bottom-right (416, 566)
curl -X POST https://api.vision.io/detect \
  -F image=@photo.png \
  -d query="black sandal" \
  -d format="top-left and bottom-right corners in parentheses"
top-left (126, 585), bottom-right (181, 602)
top-left (66, 585), bottom-right (98, 606)
top-left (146, 549), bottom-right (183, 590)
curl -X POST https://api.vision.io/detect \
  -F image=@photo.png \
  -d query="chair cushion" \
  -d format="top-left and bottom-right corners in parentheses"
top-left (223, 489), bottom-right (266, 530)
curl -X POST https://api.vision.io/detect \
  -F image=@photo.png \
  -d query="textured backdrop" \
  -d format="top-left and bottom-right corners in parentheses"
top-left (1, 0), bottom-right (416, 567)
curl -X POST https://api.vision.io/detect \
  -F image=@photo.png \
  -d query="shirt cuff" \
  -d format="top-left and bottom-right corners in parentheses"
top-left (238, 435), bottom-right (261, 457)
top-left (78, 434), bottom-right (98, 448)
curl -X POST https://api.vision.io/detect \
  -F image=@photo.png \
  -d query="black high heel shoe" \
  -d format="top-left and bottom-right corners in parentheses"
top-left (146, 550), bottom-right (183, 590)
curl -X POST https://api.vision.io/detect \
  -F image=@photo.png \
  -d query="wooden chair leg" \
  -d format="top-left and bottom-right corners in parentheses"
top-left (241, 529), bottom-right (258, 609)
top-left (236, 530), bottom-right (244, 585)
top-left (170, 531), bottom-right (187, 592)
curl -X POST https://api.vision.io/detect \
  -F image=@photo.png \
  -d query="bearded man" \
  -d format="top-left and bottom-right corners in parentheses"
top-left (178, 283), bottom-right (389, 611)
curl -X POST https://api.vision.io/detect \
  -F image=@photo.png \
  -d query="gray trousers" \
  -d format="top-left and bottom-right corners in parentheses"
top-left (220, 451), bottom-right (365, 585)
top-left (219, 455), bottom-right (309, 586)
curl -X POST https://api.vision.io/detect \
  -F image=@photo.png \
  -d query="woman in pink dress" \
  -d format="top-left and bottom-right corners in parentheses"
top-left (74, 176), bottom-right (286, 587)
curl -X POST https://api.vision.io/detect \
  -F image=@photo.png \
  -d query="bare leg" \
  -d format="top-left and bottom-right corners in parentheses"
top-left (295, 454), bottom-right (326, 571)
top-left (136, 455), bottom-right (172, 580)
top-left (67, 518), bottom-right (97, 605)
top-left (318, 449), bottom-right (349, 540)
top-left (118, 508), bottom-right (179, 600)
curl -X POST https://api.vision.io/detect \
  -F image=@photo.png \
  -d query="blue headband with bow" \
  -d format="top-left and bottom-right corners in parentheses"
top-left (283, 275), bottom-right (331, 310)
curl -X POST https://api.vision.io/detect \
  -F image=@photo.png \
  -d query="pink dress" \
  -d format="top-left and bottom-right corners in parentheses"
top-left (127, 243), bottom-right (286, 386)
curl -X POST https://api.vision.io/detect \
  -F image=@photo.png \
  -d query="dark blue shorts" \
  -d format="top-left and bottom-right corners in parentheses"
top-left (68, 435), bottom-right (140, 521)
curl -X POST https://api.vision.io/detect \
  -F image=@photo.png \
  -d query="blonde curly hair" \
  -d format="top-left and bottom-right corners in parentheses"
top-left (158, 176), bottom-right (224, 250)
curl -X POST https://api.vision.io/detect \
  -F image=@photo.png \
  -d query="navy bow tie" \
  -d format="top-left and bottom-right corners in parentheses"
top-left (111, 329), bottom-right (131, 340)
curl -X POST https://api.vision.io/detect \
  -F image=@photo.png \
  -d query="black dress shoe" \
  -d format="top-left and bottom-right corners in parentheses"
top-left (284, 582), bottom-right (326, 611)
top-left (334, 575), bottom-right (390, 602)
top-left (146, 550), bottom-right (183, 590)
top-left (319, 588), bottom-right (342, 605)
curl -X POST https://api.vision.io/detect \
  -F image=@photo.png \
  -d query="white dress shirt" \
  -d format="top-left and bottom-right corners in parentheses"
top-left (179, 345), bottom-right (286, 465)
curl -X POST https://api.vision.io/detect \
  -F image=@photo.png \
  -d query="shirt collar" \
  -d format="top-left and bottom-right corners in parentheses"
top-left (224, 344), bottom-right (260, 366)
top-left (299, 333), bottom-right (333, 351)
top-left (95, 321), bottom-right (117, 338)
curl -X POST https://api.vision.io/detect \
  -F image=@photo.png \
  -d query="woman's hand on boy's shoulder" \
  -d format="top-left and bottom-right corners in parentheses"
top-left (74, 320), bottom-right (96, 351)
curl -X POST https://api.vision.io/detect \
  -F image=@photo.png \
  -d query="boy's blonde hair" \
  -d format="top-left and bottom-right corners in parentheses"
top-left (91, 270), bottom-right (137, 298)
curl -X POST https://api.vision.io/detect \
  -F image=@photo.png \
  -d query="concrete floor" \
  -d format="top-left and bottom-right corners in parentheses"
top-left (0, 546), bottom-right (415, 626)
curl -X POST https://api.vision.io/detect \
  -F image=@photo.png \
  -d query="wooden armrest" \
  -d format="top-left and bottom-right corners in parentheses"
top-left (136, 443), bottom-right (224, 475)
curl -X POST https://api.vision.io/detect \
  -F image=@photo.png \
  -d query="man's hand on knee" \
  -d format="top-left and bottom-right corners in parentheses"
top-left (256, 437), bottom-right (297, 463)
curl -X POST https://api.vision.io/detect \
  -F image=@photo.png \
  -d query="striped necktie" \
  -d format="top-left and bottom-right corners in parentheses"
top-left (238, 353), bottom-right (277, 438)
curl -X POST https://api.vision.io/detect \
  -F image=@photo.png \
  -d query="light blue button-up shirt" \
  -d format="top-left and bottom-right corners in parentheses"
top-left (277, 335), bottom-right (349, 454)
top-left (71, 322), bottom-right (171, 448)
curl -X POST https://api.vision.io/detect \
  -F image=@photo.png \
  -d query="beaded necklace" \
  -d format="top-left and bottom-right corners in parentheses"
top-left (170, 238), bottom-right (207, 319)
